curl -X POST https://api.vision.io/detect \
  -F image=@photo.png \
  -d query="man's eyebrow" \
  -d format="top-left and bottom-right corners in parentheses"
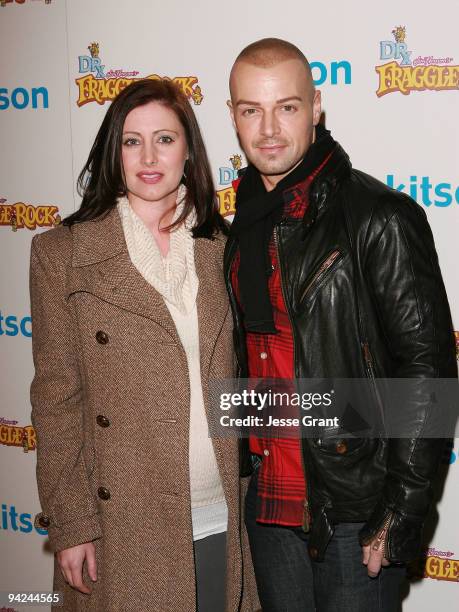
top-left (277, 96), bottom-right (303, 104)
top-left (236, 99), bottom-right (260, 107)
top-left (236, 96), bottom-right (303, 106)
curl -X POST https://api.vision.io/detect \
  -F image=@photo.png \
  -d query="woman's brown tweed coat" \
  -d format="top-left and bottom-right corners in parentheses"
top-left (29, 208), bottom-right (259, 612)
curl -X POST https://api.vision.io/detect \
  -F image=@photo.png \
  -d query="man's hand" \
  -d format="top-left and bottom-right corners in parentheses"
top-left (362, 530), bottom-right (390, 577)
top-left (57, 542), bottom-right (97, 594)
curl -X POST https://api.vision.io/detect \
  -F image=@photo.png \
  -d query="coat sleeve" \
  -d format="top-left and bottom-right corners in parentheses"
top-left (358, 194), bottom-right (457, 563)
top-left (30, 231), bottom-right (102, 552)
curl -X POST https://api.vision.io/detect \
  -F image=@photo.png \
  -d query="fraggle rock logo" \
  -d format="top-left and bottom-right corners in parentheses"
top-left (216, 154), bottom-right (244, 218)
top-left (376, 26), bottom-right (459, 96)
top-left (0, 197), bottom-right (60, 230)
top-left (410, 548), bottom-right (459, 582)
top-left (76, 43), bottom-right (204, 107)
top-left (0, 417), bottom-right (36, 452)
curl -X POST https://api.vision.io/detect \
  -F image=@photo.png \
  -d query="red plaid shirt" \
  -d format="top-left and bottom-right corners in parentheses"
top-left (231, 156), bottom-right (331, 526)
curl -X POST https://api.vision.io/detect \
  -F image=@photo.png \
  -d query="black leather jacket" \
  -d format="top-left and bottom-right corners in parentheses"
top-left (223, 144), bottom-right (457, 563)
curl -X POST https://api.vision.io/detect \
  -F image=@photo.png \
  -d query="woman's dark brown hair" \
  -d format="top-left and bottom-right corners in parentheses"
top-left (64, 78), bottom-right (226, 238)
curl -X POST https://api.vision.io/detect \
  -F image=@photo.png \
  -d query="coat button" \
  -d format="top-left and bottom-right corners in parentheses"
top-left (35, 513), bottom-right (50, 529)
top-left (95, 330), bottom-right (109, 345)
top-left (98, 487), bottom-right (111, 500)
top-left (336, 441), bottom-right (347, 454)
top-left (96, 415), bottom-right (110, 428)
top-left (309, 546), bottom-right (318, 560)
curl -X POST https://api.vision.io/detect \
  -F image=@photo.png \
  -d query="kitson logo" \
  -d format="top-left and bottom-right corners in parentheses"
top-left (0, 503), bottom-right (46, 536)
top-left (0, 418), bottom-right (36, 452)
top-left (76, 43), bottom-right (204, 107)
top-left (0, 312), bottom-right (32, 337)
top-left (0, 197), bottom-right (60, 230)
top-left (386, 176), bottom-right (459, 207)
top-left (442, 439), bottom-right (457, 466)
top-left (0, 86), bottom-right (48, 110)
top-left (310, 60), bottom-right (352, 86)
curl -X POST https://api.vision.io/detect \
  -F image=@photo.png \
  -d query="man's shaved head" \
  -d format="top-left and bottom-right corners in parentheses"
top-left (230, 38), bottom-right (314, 99)
top-left (227, 37), bottom-right (322, 190)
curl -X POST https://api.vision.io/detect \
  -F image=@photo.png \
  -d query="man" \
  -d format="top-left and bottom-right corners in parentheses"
top-left (224, 38), bottom-right (456, 612)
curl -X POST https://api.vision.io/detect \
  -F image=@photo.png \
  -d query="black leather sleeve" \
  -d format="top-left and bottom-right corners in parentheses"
top-left (358, 194), bottom-right (457, 562)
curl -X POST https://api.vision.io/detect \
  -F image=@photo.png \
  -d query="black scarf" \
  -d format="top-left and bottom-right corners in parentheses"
top-left (231, 124), bottom-right (336, 333)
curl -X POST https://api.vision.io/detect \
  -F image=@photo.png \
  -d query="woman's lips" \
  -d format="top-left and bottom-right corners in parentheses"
top-left (136, 171), bottom-right (163, 184)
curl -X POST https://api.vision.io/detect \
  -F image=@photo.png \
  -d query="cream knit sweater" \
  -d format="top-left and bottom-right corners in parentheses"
top-left (117, 190), bottom-right (228, 540)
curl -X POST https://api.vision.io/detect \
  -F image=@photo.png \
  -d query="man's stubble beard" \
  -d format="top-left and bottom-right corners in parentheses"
top-left (250, 151), bottom-right (302, 178)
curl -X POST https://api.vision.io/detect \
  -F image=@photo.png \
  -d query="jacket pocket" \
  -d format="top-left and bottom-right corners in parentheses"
top-left (83, 445), bottom-right (96, 477)
top-left (299, 249), bottom-right (344, 304)
top-left (362, 341), bottom-right (386, 432)
top-left (312, 436), bottom-right (369, 456)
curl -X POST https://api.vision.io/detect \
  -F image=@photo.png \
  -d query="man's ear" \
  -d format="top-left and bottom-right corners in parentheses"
top-left (227, 99), bottom-right (237, 131)
top-left (312, 90), bottom-right (322, 126)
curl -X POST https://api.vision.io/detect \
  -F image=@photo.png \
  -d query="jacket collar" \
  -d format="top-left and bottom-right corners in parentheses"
top-left (296, 143), bottom-right (351, 236)
top-left (309, 144), bottom-right (351, 213)
top-left (71, 207), bottom-right (126, 267)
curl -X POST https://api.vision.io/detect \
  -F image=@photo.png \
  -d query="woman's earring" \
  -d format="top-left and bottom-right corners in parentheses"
top-left (182, 159), bottom-right (189, 184)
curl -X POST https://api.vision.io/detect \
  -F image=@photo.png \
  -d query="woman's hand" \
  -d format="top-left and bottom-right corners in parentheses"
top-left (57, 542), bottom-right (97, 594)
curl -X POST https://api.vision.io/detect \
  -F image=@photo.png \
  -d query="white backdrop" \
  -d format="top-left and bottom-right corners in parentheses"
top-left (0, 1), bottom-right (457, 610)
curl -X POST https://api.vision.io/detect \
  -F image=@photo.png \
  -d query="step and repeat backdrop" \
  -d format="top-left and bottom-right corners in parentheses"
top-left (0, 1), bottom-right (458, 610)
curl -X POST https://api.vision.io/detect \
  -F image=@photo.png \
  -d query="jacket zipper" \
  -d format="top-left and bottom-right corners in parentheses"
top-left (363, 512), bottom-right (394, 559)
top-left (362, 341), bottom-right (386, 430)
top-left (382, 512), bottom-right (394, 559)
top-left (300, 249), bottom-right (342, 303)
top-left (362, 343), bottom-right (392, 556)
top-left (363, 342), bottom-right (373, 376)
top-left (303, 498), bottom-right (311, 532)
top-left (274, 225), bottom-right (311, 532)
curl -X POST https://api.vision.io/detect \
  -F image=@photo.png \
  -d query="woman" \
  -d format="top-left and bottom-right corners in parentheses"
top-left (30, 79), bottom-right (258, 612)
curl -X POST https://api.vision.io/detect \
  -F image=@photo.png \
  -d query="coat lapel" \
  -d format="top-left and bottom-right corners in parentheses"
top-left (66, 208), bottom-right (181, 344)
